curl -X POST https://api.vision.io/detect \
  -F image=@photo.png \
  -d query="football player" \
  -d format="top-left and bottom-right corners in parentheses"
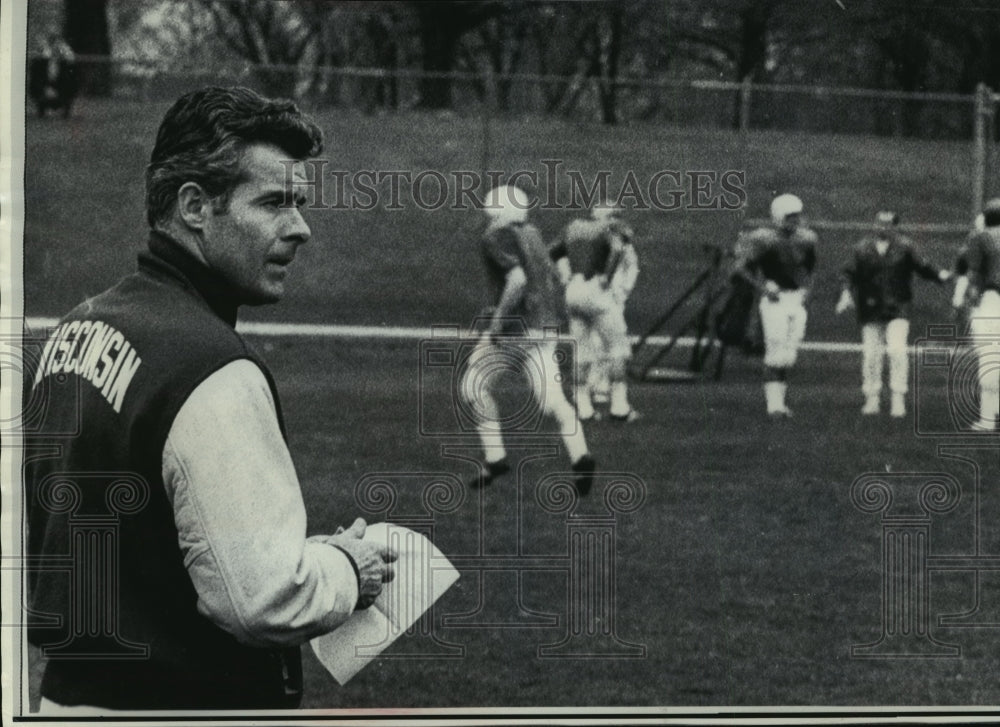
top-left (549, 202), bottom-right (639, 422)
top-left (954, 198), bottom-right (1000, 429)
top-left (734, 194), bottom-right (817, 418)
top-left (588, 204), bottom-right (640, 409)
top-left (836, 211), bottom-right (951, 417)
top-left (463, 185), bottom-right (596, 493)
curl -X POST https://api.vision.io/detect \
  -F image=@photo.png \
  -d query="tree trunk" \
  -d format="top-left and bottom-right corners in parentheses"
top-left (598, 6), bottom-right (623, 125)
top-left (366, 14), bottom-right (399, 111)
top-left (63, 0), bottom-right (111, 96)
top-left (417, 11), bottom-right (459, 109)
top-left (731, 4), bottom-right (769, 130)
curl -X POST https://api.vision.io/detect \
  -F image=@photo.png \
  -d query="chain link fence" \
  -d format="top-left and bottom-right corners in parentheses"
top-left (28, 54), bottom-right (1000, 217)
top-left (42, 55), bottom-right (996, 137)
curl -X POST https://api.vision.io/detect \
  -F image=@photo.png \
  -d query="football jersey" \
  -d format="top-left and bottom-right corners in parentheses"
top-left (550, 218), bottom-right (625, 280)
top-left (481, 220), bottom-right (566, 329)
top-left (740, 226), bottom-right (818, 290)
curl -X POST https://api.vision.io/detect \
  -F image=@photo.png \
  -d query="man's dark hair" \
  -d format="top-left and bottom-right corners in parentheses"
top-left (145, 86), bottom-right (323, 228)
top-left (875, 210), bottom-right (899, 227)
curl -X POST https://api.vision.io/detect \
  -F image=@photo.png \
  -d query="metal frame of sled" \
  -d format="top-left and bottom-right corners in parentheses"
top-left (629, 244), bottom-right (757, 383)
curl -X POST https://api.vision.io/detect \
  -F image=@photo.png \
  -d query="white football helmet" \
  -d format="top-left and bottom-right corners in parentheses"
top-left (591, 200), bottom-right (622, 222)
top-left (770, 193), bottom-right (804, 225)
top-left (483, 185), bottom-right (530, 225)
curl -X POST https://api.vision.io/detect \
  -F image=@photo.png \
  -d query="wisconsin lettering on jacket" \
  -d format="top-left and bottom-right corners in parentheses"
top-left (32, 320), bottom-right (143, 414)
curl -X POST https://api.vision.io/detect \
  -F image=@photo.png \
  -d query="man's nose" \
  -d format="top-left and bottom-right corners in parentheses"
top-left (285, 207), bottom-right (311, 245)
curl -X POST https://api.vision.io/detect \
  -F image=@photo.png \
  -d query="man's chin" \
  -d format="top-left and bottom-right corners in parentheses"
top-left (242, 288), bottom-right (284, 306)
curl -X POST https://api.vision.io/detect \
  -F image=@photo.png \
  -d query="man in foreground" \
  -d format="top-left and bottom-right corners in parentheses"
top-left (26, 86), bottom-right (396, 711)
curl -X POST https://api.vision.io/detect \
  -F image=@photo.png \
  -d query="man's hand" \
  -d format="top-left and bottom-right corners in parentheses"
top-left (327, 518), bottom-right (398, 610)
top-left (835, 289), bottom-right (854, 315)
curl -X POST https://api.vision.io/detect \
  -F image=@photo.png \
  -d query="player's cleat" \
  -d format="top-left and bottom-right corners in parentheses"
top-left (571, 454), bottom-right (597, 496)
top-left (890, 394), bottom-right (906, 419)
top-left (468, 458), bottom-right (511, 489)
top-left (861, 396), bottom-right (880, 416)
top-left (610, 409), bottom-right (641, 423)
top-left (768, 408), bottom-right (793, 420)
top-left (579, 410), bottom-right (602, 423)
top-left (971, 417), bottom-right (996, 432)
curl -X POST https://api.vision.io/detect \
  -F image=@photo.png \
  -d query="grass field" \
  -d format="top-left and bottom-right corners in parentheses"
top-left (23, 97), bottom-right (973, 336)
top-left (209, 337), bottom-right (1000, 707)
top-left (19, 98), bottom-right (1000, 710)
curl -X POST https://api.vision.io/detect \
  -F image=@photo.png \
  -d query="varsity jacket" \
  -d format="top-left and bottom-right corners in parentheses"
top-left (845, 234), bottom-right (943, 323)
top-left (26, 231), bottom-right (320, 709)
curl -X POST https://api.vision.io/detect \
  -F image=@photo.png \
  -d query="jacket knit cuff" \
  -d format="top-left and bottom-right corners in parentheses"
top-left (330, 544), bottom-right (362, 609)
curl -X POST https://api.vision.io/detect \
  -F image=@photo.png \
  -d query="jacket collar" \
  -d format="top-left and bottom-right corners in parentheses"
top-left (138, 230), bottom-right (241, 327)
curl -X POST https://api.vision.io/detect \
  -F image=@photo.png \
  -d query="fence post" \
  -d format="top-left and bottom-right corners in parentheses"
top-left (739, 75), bottom-right (752, 133)
top-left (480, 71), bottom-right (496, 194)
top-left (973, 83), bottom-right (989, 220)
top-left (987, 86), bottom-right (997, 200)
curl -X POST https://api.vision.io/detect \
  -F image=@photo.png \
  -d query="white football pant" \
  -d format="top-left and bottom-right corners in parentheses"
top-left (861, 319), bottom-right (910, 398)
top-left (759, 289), bottom-right (808, 369)
top-left (565, 274), bottom-right (632, 417)
top-left (460, 335), bottom-right (588, 464)
top-left (970, 290), bottom-right (1000, 426)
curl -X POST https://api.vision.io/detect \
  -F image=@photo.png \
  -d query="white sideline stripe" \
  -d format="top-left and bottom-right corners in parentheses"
top-left (24, 315), bottom-right (878, 352)
top-left (745, 218), bottom-right (971, 234)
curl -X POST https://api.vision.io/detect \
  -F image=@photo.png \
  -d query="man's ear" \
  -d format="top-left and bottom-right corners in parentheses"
top-left (176, 182), bottom-right (210, 231)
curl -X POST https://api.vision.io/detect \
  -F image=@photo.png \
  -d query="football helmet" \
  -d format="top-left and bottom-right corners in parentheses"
top-left (770, 193), bottom-right (804, 225)
top-left (483, 185), bottom-right (530, 225)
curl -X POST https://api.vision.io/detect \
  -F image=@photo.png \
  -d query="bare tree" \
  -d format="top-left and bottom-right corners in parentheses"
top-left (363, 10), bottom-right (403, 110)
top-left (413, 1), bottom-right (504, 109)
top-left (64, 0), bottom-right (112, 95)
top-left (200, 0), bottom-right (320, 97)
top-left (594, 1), bottom-right (625, 124)
top-left (460, 1), bottom-right (534, 112)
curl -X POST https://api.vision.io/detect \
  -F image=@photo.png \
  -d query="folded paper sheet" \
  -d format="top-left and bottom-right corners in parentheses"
top-left (309, 522), bottom-right (459, 684)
